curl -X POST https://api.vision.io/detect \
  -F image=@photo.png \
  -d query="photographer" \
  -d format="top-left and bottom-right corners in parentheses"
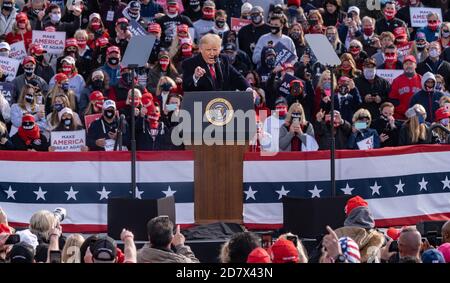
top-left (371, 102), bottom-right (401, 147)
top-left (279, 102), bottom-right (318, 152)
top-left (314, 109), bottom-right (352, 150)
top-left (86, 100), bottom-right (130, 151)
top-left (381, 227), bottom-right (422, 263)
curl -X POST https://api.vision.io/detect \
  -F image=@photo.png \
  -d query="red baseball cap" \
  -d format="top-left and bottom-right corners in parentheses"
top-left (16, 12), bottom-right (28, 23)
top-left (55, 73), bottom-right (69, 84)
top-left (148, 22), bottom-right (161, 33)
top-left (117, 17), bottom-right (129, 25)
top-left (338, 76), bottom-right (351, 85)
top-left (22, 56), bottom-right (36, 66)
top-left (107, 45), bottom-right (121, 56)
top-left (393, 27), bottom-right (407, 38)
top-left (141, 92), bottom-right (153, 106)
top-left (96, 37), bottom-right (110, 48)
top-left (89, 91), bottom-right (104, 101)
top-left (65, 38), bottom-right (78, 48)
top-left (435, 107), bottom-right (450, 122)
top-left (270, 238), bottom-right (299, 263)
top-left (403, 55), bottom-right (417, 64)
top-left (345, 196), bottom-right (368, 215)
top-left (177, 24), bottom-right (189, 34)
top-left (282, 63), bottom-right (295, 71)
top-left (387, 227), bottom-right (401, 241)
top-left (30, 44), bottom-right (47, 55)
top-left (247, 248), bottom-right (272, 263)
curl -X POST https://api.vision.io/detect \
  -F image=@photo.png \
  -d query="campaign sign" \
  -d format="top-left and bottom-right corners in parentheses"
top-left (376, 69), bottom-right (403, 84)
top-left (9, 41), bottom-right (27, 61)
top-left (278, 73), bottom-right (297, 96)
top-left (129, 20), bottom-right (148, 36)
top-left (0, 57), bottom-right (20, 81)
top-left (231, 17), bottom-right (251, 32)
top-left (84, 113), bottom-right (102, 132)
top-left (274, 42), bottom-right (296, 67)
top-left (0, 82), bottom-right (14, 104)
top-left (32, 30), bottom-right (66, 54)
top-left (51, 130), bottom-right (86, 152)
top-left (410, 7), bottom-right (443, 27)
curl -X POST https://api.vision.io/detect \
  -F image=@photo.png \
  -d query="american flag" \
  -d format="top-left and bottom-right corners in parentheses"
top-left (243, 145), bottom-right (450, 229)
top-left (0, 151), bottom-right (194, 233)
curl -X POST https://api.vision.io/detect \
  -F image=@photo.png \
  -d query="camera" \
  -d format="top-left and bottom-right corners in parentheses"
top-left (53, 207), bottom-right (66, 222)
top-left (49, 250), bottom-right (62, 263)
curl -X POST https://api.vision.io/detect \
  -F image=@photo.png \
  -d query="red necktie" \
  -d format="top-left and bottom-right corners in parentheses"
top-left (209, 64), bottom-right (216, 80)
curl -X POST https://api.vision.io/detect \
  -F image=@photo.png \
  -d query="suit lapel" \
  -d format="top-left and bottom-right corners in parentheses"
top-left (199, 55), bottom-right (215, 89)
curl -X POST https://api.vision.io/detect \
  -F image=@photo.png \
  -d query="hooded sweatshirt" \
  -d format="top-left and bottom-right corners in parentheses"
top-left (409, 72), bottom-right (443, 123)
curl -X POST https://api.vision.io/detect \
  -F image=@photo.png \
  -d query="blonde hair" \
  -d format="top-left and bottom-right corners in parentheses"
top-left (219, 241), bottom-right (230, 263)
top-left (17, 84), bottom-right (37, 112)
top-left (74, 29), bottom-right (89, 41)
top-left (439, 96), bottom-right (450, 107)
top-left (29, 210), bottom-right (57, 241)
top-left (317, 70), bottom-right (336, 92)
top-left (49, 94), bottom-right (71, 127)
top-left (285, 102), bottom-right (306, 124)
top-left (352, 108), bottom-right (372, 126)
top-left (308, 10), bottom-right (324, 25)
top-left (0, 121), bottom-right (7, 135)
top-left (407, 104), bottom-right (427, 144)
top-left (199, 33), bottom-right (222, 47)
top-left (47, 84), bottom-right (77, 111)
top-left (62, 234), bottom-right (84, 263)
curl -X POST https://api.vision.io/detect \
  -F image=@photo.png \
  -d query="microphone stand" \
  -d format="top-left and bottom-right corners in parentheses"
top-left (128, 64), bottom-right (138, 199)
top-left (114, 114), bottom-right (125, 151)
top-left (327, 65), bottom-right (336, 197)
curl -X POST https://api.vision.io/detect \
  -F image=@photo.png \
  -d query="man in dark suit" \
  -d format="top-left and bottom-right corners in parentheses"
top-left (182, 33), bottom-right (251, 92)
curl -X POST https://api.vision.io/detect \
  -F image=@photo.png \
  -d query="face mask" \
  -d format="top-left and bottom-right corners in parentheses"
top-left (286, 71), bottom-right (294, 76)
top-left (254, 96), bottom-right (261, 106)
top-left (51, 13), bottom-right (62, 23)
top-left (129, 10), bottom-right (139, 19)
top-left (276, 106), bottom-right (287, 118)
top-left (428, 21), bottom-right (440, 31)
top-left (54, 103), bottom-right (63, 112)
top-left (18, 22), bottom-right (27, 29)
top-left (32, 8), bottom-right (42, 15)
top-left (190, 0), bottom-right (200, 11)
top-left (95, 101), bottom-right (104, 109)
top-left (25, 94), bottom-right (34, 104)
top-left (167, 4), bottom-right (178, 15)
top-left (251, 14), bottom-right (262, 25)
top-left (22, 122), bottom-right (35, 130)
top-left (441, 118), bottom-right (449, 126)
top-left (92, 79), bottom-right (104, 90)
top-left (429, 49), bottom-right (440, 58)
top-left (77, 39), bottom-right (87, 49)
top-left (384, 53), bottom-right (397, 63)
top-left (61, 83), bottom-right (70, 92)
top-left (349, 47), bottom-right (360, 55)
top-left (290, 32), bottom-right (300, 40)
top-left (2, 2), bottom-right (13, 11)
top-left (91, 22), bottom-right (101, 31)
top-left (181, 44), bottom-right (193, 57)
top-left (416, 42), bottom-right (426, 51)
top-left (266, 57), bottom-right (275, 68)
top-left (24, 67), bottom-right (35, 77)
top-left (354, 121), bottom-right (367, 130)
top-left (270, 26), bottom-right (281, 35)
top-left (119, 23), bottom-right (128, 31)
top-left (364, 68), bottom-right (376, 80)
top-left (159, 58), bottom-right (170, 71)
top-left (384, 9), bottom-right (396, 20)
top-left (166, 103), bottom-right (177, 112)
top-left (442, 31), bottom-right (450, 38)
top-left (203, 9), bottom-right (215, 20)
top-left (104, 109), bottom-right (115, 119)
top-left (363, 27), bottom-right (374, 36)
top-left (323, 82), bottom-right (331, 90)
top-left (341, 64), bottom-right (352, 71)
top-left (339, 86), bottom-right (349, 95)
top-left (435, 82), bottom-right (443, 91)
top-left (216, 20), bottom-right (225, 29)
top-left (0, 51), bottom-right (8, 57)
top-left (161, 83), bottom-right (172, 92)
top-left (418, 115), bottom-right (425, 124)
top-left (34, 55), bottom-right (44, 62)
top-left (62, 65), bottom-right (72, 75)
top-left (108, 57), bottom-right (119, 66)
top-left (63, 118), bottom-right (72, 127)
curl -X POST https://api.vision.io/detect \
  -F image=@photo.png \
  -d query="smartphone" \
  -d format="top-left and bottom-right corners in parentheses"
top-left (286, 235), bottom-right (298, 247)
top-left (5, 234), bottom-right (20, 245)
top-left (49, 250), bottom-right (62, 263)
top-left (292, 82), bottom-right (301, 95)
top-left (261, 234), bottom-right (272, 249)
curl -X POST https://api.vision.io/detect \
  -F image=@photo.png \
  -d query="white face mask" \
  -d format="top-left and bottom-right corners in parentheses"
top-left (0, 51), bottom-right (9, 57)
top-left (363, 68), bottom-right (376, 80)
top-left (429, 49), bottom-right (440, 58)
top-left (51, 13), bottom-right (61, 23)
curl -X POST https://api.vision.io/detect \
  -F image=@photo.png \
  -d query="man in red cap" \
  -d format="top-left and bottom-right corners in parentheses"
top-left (100, 45), bottom-right (122, 87)
top-left (11, 56), bottom-right (48, 103)
top-left (10, 114), bottom-right (49, 151)
top-left (389, 55), bottom-right (422, 120)
top-left (270, 238), bottom-right (300, 263)
top-left (333, 195), bottom-right (384, 262)
top-left (29, 43), bottom-right (54, 84)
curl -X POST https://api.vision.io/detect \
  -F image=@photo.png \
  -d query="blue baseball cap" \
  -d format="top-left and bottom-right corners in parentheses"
top-left (421, 249), bottom-right (445, 263)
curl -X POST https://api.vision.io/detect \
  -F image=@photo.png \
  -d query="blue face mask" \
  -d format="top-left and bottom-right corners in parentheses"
top-left (254, 96), bottom-right (261, 106)
top-left (418, 115), bottom-right (425, 124)
top-left (61, 83), bottom-right (70, 92)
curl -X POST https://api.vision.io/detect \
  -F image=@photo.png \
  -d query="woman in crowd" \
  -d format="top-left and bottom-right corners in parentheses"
top-left (335, 53), bottom-right (361, 79)
top-left (45, 73), bottom-right (77, 114)
top-left (371, 102), bottom-right (401, 148)
top-left (48, 107), bottom-right (87, 151)
top-left (46, 94), bottom-right (82, 132)
top-left (82, 91), bottom-right (105, 122)
top-left (11, 114), bottom-right (49, 151)
top-left (61, 234), bottom-right (85, 263)
top-left (399, 104), bottom-right (435, 145)
top-left (322, 0), bottom-right (346, 27)
top-left (326, 26), bottom-right (346, 57)
top-left (347, 108), bottom-right (380, 150)
top-left (146, 50), bottom-right (180, 95)
top-left (279, 102), bottom-right (318, 151)
top-left (431, 107), bottom-right (450, 144)
top-left (0, 121), bottom-right (14, 150)
top-left (5, 12), bottom-right (33, 50)
top-left (50, 56), bottom-right (86, 103)
top-left (154, 76), bottom-right (177, 111)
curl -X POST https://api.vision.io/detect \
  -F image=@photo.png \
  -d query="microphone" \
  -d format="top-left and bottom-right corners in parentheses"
top-left (119, 114), bottom-right (126, 131)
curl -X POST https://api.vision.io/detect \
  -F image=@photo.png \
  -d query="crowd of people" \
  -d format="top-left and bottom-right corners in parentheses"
top-left (0, 0), bottom-right (448, 152)
top-left (1, 197), bottom-right (449, 263)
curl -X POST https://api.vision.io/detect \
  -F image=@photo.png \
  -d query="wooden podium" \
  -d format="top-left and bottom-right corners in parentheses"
top-left (181, 91), bottom-right (255, 224)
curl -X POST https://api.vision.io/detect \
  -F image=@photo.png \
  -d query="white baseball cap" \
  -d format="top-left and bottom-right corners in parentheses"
top-left (103, 99), bottom-right (116, 110)
top-left (0, 42), bottom-right (11, 51)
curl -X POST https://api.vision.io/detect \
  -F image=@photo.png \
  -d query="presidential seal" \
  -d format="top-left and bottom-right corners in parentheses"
top-left (205, 98), bottom-right (234, 126)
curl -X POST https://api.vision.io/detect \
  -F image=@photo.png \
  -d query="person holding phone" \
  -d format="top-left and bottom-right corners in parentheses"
top-left (279, 102), bottom-right (318, 151)
top-left (347, 108), bottom-right (380, 150)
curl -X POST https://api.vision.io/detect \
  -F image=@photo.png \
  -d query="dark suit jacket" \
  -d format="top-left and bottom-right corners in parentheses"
top-left (182, 54), bottom-right (250, 92)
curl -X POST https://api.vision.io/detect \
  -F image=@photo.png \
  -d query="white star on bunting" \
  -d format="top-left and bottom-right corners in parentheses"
top-left (4, 186), bottom-right (17, 200)
top-left (97, 186), bottom-right (111, 200)
top-left (33, 187), bottom-right (47, 201)
top-left (275, 186), bottom-right (290, 200)
top-left (162, 186), bottom-right (177, 197)
top-left (395, 179), bottom-right (405, 194)
top-left (244, 186), bottom-right (258, 200)
top-left (370, 181), bottom-right (382, 196)
top-left (340, 183), bottom-right (355, 195)
top-left (308, 185), bottom-right (323, 198)
top-left (418, 177), bottom-right (428, 191)
top-left (441, 176), bottom-right (450, 190)
top-left (64, 186), bottom-right (79, 201)
top-left (135, 187), bottom-right (144, 199)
